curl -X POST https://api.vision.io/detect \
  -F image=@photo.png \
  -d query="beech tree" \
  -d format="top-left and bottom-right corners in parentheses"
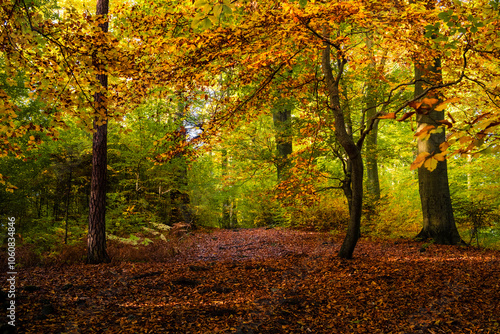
top-left (413, 59), bottom-right (462, 244)
top-left (321, 31), bottom-right (364, 259)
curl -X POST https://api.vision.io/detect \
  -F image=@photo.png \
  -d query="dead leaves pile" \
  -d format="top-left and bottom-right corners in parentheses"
top-left (8, 228), bottom-right (500, 333)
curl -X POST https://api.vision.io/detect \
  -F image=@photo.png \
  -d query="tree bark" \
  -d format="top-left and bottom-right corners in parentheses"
top-left (322, 41), bottom-right (363, 259)
top-left (365, 87), bottom-right (380, 202)
top-left (364, 37), bottom-right (382, 203)
top-left (87, 0), bottom-right (110, 264)
top-left (64, 169), bottom-right (72, 245)
top-left (273, 108), bottom-right (293, 181)
top-left (414, 59), bottom-right (462, 245)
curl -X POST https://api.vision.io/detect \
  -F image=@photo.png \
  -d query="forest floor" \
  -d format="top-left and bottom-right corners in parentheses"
top-left (5, 227), bottom-right (500, 333)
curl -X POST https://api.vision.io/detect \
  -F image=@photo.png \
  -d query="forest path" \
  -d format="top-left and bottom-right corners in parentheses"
top-left (174, 227), bottom-right (338, 263)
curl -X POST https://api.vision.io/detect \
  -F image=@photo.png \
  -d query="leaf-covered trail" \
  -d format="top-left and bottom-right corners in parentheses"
top-left (176, 228), bottom-right (335, 262)
top-left (10, 228), bottom-right (500, 333)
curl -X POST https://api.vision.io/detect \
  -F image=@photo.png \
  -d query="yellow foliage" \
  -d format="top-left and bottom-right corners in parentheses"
top-left (289, 196), bottom-right (349, 232)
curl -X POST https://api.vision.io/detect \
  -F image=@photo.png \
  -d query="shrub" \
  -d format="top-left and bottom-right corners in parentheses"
top-left (361, 194), bottom-right (421, 238)
top-left (289, 196), bottom-right (349, 232)
top-left (453, 198), bottom-right (500, 247)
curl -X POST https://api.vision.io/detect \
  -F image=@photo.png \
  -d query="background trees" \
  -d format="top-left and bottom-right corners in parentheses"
top-left (1, 0), bottom-right (499, 261)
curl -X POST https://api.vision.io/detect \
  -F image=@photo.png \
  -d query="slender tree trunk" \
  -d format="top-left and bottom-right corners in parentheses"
top-left (37, 192), bottom-right (42, 218)
top-left (364, 80), bottom-right (381, 226)
top-left (273, 108), bottom-right (293, 181)
top-left (220, 149), bottom-right (232, 228)
top-left (365, 37), bottom-right (383, 203)
top-left (322, 39), bottom-right (363, 259)
top-left (87, 0), bottom-right (110, 264)
top-left (365, 90), bottom-right (380, 202)
top-left (340, 79), bottom-right (354, 213)
top-left (414, 59), bottom-right (462, 245)
top-left (169, 96), bottom-right (193, 225)
top-left (64, 169), bottom-right (72, 245)
top-left (221, 149), bottom-right (229, 228)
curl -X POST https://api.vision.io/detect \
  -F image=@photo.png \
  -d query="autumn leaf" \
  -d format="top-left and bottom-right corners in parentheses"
top-left (439, 141), bottom-right (451, 151)
top-left (414, 125), bottom-right (435, 140)
top-left (410, 152), bottom-right (430, 170)
top-left (408, 101), bottom-right (422, 110)
top-left (421, 98), bottom-right (439, 106)
top-left (459, 136), bottom-right (472, 144)
top-left (16, 228), bottom-right (500, 333)
top-left (397, 112), bottom-right (415, 122)
top-left (424, 156), bottom-right (438, 171)
top-left (434, 97), bottom-right (459, 111)
top-left (378, 112), bottom-right (396, 119)
top-left (433, 152), bottom-right (446, 161)
top-left (437, 120), bottom-right (453, 128)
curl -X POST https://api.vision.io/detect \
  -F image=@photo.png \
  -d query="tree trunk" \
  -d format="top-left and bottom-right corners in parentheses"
top-left (87, 0), bottom-right (110, 264)
top-left (414, 59), bottom-right (462, 245)
top-left (340, 79), bottom-right (354, 213)
top-left (322, 40), bottom-right (363, 259)
top-left (365, 36), bottom-right (382, 203)
top-left (365, 90), bottom-right (380, 202)
top-left (220, 149), bottom-right (237, 228)
top-left (64, 169), bottom-right (72, 245)
top-left (169, 96), bottom-right (193, 225)
top-left (88, 108), bottom-right (110, 263)
top-left (273, 108), bottom-right (293, 181)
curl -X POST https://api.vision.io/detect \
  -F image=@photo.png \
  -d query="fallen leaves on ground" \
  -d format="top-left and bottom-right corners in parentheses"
top-left (7, 228), bottom-right (500, 333)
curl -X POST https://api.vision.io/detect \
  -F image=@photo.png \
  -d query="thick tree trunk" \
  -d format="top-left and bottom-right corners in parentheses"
top-left (273, 108), bottom-right (293, 181)
top-left (87, 0), bottom-right (110, 264)
top-left (322, 41), bottom-right (363, 259)
top-left (414, 59), bottom-right (462, 245)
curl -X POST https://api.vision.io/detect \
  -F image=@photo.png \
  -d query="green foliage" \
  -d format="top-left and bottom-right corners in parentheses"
top-left (447, 153), bottom-right (500, 248)
top-left (251, 196), bottom-right (289, 228)
top-left (453, 197), bottom-right (500, 248)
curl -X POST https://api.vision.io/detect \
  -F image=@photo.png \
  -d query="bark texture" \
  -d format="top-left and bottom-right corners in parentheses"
top-left (87, 0), bottom-right (110, 264)
top-left (414, 59), bottom-right (462, 245)
top-left (273, 108), bottom-right (293, 181)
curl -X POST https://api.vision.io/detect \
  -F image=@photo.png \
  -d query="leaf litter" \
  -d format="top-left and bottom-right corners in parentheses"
top-left (7, 228), bottom-right (500, 333)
